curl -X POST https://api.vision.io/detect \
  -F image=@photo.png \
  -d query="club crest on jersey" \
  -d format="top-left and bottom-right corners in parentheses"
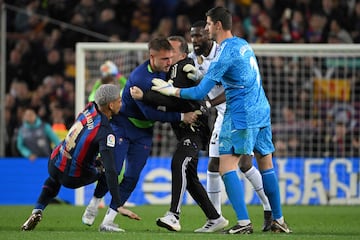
top-left (106, 134), bottom-right (115, 147)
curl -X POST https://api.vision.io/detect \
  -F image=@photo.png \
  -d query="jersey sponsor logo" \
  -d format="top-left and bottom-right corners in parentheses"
top-left (106, 134), bottom-right (115, 147)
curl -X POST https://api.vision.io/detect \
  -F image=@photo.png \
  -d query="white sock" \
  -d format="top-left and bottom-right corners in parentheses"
top-left (88, 196), bottom-right (102, 209)
top-left (244, 166), bottom-right (271, 211)
top-left (32, 209), bottom-right (42, 214)
top-left (276, 216), bottom-right (284, 224)
top-left (206, 171), bottom-right (222, 214)
top-left (238, 219), bottom-right (251, 226)
top-left (102, 207), bottom-right (118, 224)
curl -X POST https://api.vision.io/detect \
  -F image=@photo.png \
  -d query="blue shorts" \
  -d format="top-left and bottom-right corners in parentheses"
top-left (219, 112), bottom-right (275, 156)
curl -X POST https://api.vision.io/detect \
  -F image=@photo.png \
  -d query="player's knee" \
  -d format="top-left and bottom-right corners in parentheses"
top-left (239, 155), bottom-right (253, 173)
top-left (208, 157), bottom-right (219, 172)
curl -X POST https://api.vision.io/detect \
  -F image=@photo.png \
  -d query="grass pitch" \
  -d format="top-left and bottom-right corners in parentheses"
top-left (1, 204), bottom-right (359, 240)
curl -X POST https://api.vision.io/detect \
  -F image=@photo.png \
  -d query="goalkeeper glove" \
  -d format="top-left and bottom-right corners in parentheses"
top-left (183, 64), bottom-right (203, 81)
top-left (151, 78), bottom-right (178, 96)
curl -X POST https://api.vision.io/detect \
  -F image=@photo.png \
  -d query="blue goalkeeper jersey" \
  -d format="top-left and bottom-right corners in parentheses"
top-left (112, 60), bottom-right (181, 128)
top-left (180, 37), bottom-right (271, 129)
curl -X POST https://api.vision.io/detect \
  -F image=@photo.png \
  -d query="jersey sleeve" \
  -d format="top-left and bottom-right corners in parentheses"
top-left (99, 129), bottom-right (121, 208)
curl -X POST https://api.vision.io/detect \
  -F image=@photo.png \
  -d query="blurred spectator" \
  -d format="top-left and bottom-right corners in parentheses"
top-left (306, 11), bottom-right (327, 43)
top-left (323, 112), bottom-right (353, 157)
top-left (173, 14), bottom-right (192, 42)
top-left (88, 60), bottom-right (126, 102)
top-left (93, 8), bottom-right (126, 40)
top-left (349, 0), bottom-right (360, 43)
top-left (243, 1), bottom-right (262, 42)
top-left (51, 106), bottom-right (68, 141)
top-left (151, 17), bottom-right (173, 39)
top-left (16, 108), bottom-right (60, 161)
top-left (14, 0), bottom-right (41, 33)
top-left (129, 0), bottom-right (152, 41)
top-left (73, 0), bottom-right (97, 29)
top-left (280, 8), bottom-right (306, 43)
top-left (328, 18), bottom-right (353, 43)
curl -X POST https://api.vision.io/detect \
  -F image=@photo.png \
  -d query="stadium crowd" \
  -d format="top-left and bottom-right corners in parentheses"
top-left (4, 0), bottom-right (360, 157)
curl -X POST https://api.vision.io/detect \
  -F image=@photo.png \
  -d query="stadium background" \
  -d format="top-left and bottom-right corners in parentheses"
top-left (1, 0), bottom-right (360, 206)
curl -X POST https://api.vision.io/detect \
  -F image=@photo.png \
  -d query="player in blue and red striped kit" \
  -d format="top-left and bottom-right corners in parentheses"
top-left (82, 37), bottom-right (199, 232)
top-left (21, 84), bottom-right (132, 231)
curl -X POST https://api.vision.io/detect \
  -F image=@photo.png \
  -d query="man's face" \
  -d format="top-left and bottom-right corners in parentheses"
top-left (150, 49), bottom-right (173, 72)
top-left (169, 40), bottom-right (186, 63)
top-left (206, 16), bottom-right (217, 41)
top-left (109, 97), bottom-right (122, 115)
top-left (190, 26), bottom-right (209, 56)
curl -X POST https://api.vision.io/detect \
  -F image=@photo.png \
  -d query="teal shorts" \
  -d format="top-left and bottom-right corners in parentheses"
top-left (219, 112), bottom-right (275, 156)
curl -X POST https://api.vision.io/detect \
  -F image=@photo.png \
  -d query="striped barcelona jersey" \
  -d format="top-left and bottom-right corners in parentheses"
top-left (51, 102), bottom-right (106, 177)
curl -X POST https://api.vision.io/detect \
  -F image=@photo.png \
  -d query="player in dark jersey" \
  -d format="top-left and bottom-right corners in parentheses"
top-left (21, 84), bottom-right (134, 232)
top-left (130, 36), bottom-right (228, 233)
top-left (82, 37), bottom-right (199, 231)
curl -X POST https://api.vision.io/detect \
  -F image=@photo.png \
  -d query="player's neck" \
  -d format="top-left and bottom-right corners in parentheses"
top-left (99, 107), bottom-right (112, 119)
top-left (217, 31), bottom-right (233, 44)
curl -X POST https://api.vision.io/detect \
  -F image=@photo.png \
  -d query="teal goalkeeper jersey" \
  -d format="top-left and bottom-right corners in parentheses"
top-left (180, 37), bottom-right (271, 129)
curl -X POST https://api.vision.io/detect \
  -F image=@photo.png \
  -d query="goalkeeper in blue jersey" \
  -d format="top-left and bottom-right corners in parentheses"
top-left (21, 84), bottom-right (140, 232)
top-left (151, 6), bottom-right (292, 234)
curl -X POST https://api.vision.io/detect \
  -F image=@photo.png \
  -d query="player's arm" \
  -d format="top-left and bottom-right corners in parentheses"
top-left (206, 90), bottom-right (226, 108)
top-left (100, 147), bottom-right (121, 207)
top-left (151, 75), bottom-right (216, 100)
top-left (131, 86), bottom-right (192, 112)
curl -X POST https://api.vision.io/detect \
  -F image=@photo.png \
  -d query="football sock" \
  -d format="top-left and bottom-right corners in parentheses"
top-left (244, 166), bottom-right (271, 211)
top-left (262, 168), bottom-right (283, 220)
top-left (88, 196), bottom-right (102, 208)
top-left (206, 171), bottom-right (222, 214)
top-left (102, 207), bottom-right (118, 224)
top-left (222, 170), bottom-right (249, 221)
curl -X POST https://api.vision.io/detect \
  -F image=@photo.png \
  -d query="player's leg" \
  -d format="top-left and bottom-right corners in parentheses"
top-left (206, 115), bottom-right (223, 214)
top-left (156, 138), bottom-right (190, 232)
top-left (185, 154), bottom-right (229, 233)
top-left (239, 155), bottom-right (272, 231)
top-left (218, 115), bottom-right (253, 234)
top-left (22, 163), bottom-right (62, 231)
top-left (254, 126), bottom-right (292, 233)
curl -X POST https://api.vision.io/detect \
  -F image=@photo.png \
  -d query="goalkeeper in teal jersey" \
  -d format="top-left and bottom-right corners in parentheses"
top-left (151, 6), bottom-right (292, 234)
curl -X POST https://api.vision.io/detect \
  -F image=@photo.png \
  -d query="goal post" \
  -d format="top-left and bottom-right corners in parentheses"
top-left (75, 42), bottom-right (360, 205)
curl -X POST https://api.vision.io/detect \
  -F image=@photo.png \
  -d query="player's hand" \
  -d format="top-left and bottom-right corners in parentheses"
top-left (183, 64), bottom-right (203, 81)
top-left (183, 111), bottom-right (200, 124)
top-left (151, 78), bottom-right (178, 96)
top-left (189, 110), bottom-right (203, 132)
top-left (118, 206), bottom-right (141, 220)
top-left (130, 86), bottom-right (144, 100)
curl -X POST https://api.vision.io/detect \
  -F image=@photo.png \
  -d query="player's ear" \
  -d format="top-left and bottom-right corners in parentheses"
top-left (108, 102), bottom-right (114, 111)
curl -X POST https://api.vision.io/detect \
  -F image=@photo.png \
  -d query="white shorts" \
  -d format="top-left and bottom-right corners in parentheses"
top-left (208, 112), bottom-right (223, 158)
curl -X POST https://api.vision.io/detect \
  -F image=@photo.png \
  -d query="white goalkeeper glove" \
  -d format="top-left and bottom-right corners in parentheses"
top-left (183, 64), bottom-right (203, 81)
top-left (151, 78), bottom-right (178, 96)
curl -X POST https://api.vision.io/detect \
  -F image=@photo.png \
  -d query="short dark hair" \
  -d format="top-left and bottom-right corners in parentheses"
top-left (148, 37), bottom-right (173, 51)
top-left (168, 35), bottom-right (189, 54)
top-left (191, 20), bottom-right (206, 28)
top-left (206, 6), bottom-right (232, 30)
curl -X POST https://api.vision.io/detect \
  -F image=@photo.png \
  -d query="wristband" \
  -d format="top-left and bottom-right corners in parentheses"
top-left (205, 100), bottom-right (211, 108)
